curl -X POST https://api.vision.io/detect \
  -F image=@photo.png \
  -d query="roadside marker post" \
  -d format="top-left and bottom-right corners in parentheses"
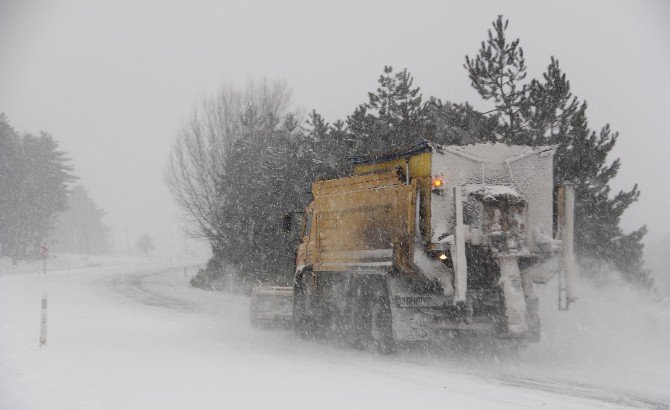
top-left (39, 292), bottom-right (48, 347)
top-left (40, 245), bottom-right (48, 275)
top-left (39, 245), bottom-right (49, 347)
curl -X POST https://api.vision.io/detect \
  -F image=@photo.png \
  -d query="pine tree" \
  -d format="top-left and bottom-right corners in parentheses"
top-left (423, 99), bottom-right (498, 145)
top-left (464, 15), bottom-right (528, 142)
top-left (302, 110), bottom-right (347, 180)
top-left (50, 186), bottom-right (111, 255)
top-left (524, 58), bottom-right (579, 146)
top-left (347, 66), bottom-right (425, 153)
top-left (0, 115), bottom-right (77, 259)
top-left (466, 16), bottom-right (650, 286)
top-left (345, 67), bottom-right (497, 155)
top-left (0, 114), bottom-right (21, 257)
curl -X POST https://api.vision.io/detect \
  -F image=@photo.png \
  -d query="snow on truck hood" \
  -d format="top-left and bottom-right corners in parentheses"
top-left (463, 184), bottom-right (522, 203)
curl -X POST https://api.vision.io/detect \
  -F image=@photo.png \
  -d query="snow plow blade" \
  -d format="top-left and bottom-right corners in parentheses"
top-left (249, 285), bottom-right (293, 327)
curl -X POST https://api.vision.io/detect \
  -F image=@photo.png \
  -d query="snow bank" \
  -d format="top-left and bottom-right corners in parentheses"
top-left (393, 271), bottom-right (670, 406)
top-left (0, 253), bottom-right (191, 275)
top-left (510, 273), bottom-right (670, 401)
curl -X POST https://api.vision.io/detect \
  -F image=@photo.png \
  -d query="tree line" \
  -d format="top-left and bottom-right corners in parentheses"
top-left (49, 185), bottom-right (112, 255)
top-left (0, 114), bottom-right (111, 259)
top-left (167, 16), bottom-right (650, 288)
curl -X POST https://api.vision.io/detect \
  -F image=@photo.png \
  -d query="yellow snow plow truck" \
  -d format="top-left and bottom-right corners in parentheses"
top-left (250, 140), bottom-right (576, 352)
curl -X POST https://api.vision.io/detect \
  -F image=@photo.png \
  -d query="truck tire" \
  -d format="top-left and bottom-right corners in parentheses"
top-left (293, 274), bottom-right (314, 339)
top-left (346, 276), bottom-right (367, 350)
top-left (348, 275), bottom-right (396, 354)
top-left (369, 277), bottom-right (396, 354)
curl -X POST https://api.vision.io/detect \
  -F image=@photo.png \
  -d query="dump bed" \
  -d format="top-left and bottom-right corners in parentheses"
top-left (309, 171), bottom-right (417, 272)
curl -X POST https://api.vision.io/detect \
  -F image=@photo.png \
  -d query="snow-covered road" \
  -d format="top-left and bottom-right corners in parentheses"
top-left (1, 263), bottom-right (668, 409)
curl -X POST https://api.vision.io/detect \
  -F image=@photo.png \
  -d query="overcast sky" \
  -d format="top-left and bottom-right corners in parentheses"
top-left (1, 0), bottom-right (669, 254)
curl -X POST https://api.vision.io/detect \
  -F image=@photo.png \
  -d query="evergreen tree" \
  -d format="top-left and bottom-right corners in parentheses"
top-left (464, 15), bottom-right (528, 142)
top-left (466, 16), bottom-right (650, 286)
top-left (347, 66), bottom-right (426, 153)
top-left (0, 114), bottom-right (22, 257)
top-left (524, 58), bottom-right (579, 146)
top-left (0, 115), bottom-right (77, 259)
top-left (422, 99), bottom-right (498, 145)
top-left (344, 66), bottom-right (499, 155)
top-left (301, 110), bottom-right (347, 180)
top-left (50, 185), bottom-right (111, 255)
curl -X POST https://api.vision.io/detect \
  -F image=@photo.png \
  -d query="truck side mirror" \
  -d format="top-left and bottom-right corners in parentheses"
top-left (282, 214), bottom-right (292, 233)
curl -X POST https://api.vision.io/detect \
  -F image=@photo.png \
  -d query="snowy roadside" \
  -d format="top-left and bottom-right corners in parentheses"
top-left (0, 253), bottom-right (193, 275)
top-left (1, 263), bottom-right (668, 409)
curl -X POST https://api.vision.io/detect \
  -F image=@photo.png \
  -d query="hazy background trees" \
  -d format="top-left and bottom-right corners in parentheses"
top-left (49, 185), bottom-right (111, 255)
top-left (0, 115), bottom-right (114, 260)
top-left (0, 114), bottom-right (77, 259)
top-left (136, 233), bottom-right (155, 256)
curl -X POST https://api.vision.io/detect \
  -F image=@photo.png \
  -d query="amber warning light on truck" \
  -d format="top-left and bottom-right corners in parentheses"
top-left (431, 176), bottom-right (445, 192)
